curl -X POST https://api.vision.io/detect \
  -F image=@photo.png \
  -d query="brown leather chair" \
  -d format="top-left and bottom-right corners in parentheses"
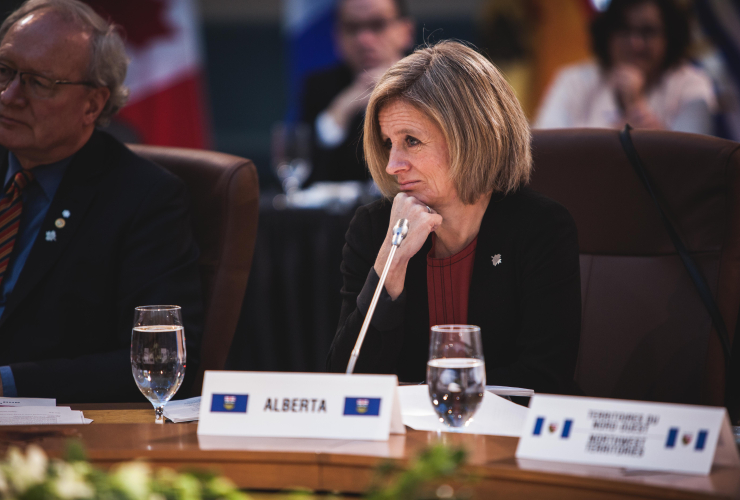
top-left (529, 128), bottom-right (740, 408)
top-left (128, 144), bottom-right (259, 396)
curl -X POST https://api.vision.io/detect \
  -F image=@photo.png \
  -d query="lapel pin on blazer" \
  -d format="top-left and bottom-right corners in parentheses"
top-left (491, 254), bottom-right (502, 266)
top-left (62, 210), bottom-right (70, 218)
top-left (54, 218), bottom-right (65, 229)
top-left (45, 230), bottom-right (57, 242)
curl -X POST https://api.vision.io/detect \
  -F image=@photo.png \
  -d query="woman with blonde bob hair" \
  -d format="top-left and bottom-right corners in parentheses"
top-left (327, 41), bottom-right (581, 393)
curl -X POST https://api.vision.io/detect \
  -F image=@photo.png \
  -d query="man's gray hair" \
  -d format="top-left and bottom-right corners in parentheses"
top-left (0, 0), bottom-right (129, 126)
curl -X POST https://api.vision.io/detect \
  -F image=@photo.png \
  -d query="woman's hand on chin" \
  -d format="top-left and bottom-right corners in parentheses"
top-left (374, 193), bottom-right (443, 299)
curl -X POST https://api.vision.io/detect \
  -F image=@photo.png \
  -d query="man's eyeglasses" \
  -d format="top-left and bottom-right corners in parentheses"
top-left (0, 62), bottom-right (97, 99)
top-left (340, 17), bottom-right (399, 37)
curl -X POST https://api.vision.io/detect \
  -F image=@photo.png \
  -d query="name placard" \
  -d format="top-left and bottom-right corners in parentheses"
top-left (515, 395), bottom-right (740, 475)
top-left (197, 371), bottom-right (405, 441)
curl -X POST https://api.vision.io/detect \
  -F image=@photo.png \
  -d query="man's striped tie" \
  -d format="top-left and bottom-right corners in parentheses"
top-left (0, 170), bottom-right (34, 286)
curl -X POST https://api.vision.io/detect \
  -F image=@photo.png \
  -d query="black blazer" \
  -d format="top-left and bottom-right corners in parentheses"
top-left (327, 188), bottom-right (581, 394)
top-left (0, 130), bottom-right (203, 403)
top-left (300, 64), bottom-right (369, 183)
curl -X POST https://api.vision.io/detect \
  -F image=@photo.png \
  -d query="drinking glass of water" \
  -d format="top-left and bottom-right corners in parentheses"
top-left (271, 122), bottom-right (312, 195)
top-left (427, 325), bottom-right (485, 430)
top-left (131, 305), bottom-right (186, 424)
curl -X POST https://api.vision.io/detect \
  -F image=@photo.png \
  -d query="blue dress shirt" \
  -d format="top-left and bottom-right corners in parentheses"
top-left (0, 152), bottom-right (69, 397)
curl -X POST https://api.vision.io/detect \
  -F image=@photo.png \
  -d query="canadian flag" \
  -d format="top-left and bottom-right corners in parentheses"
top-left (85, 0), bottom-right (211, 148)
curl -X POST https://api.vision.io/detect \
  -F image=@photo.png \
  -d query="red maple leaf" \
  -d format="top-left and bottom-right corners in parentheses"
top-left (83, 0), bottom-right (174, 49)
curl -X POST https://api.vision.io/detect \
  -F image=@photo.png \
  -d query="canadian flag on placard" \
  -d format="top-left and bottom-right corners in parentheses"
top-left (85, 0), bottom-right (211, 148)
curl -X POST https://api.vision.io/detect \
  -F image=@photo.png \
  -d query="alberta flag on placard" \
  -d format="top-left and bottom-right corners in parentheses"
top-left (85, 0), bottom-right (211, 148)
top-left (343, 397), bottom-right (381, 416)
top-left (210, 394), bottom-right (249, 413)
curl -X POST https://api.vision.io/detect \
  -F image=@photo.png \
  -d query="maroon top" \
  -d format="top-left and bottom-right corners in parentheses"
top-left (427, 234), bottom-right (478, 327)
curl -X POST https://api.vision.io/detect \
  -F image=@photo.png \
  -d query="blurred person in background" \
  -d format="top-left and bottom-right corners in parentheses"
top-left (327, 41), bottom-right (581, 394)
top-left (535, 0), bottom-right (717, 135)
top-left (300, 0), bottom-right (413, 183)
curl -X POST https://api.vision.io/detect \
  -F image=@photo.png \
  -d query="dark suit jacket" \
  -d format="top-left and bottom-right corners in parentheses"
top-left (327, 188), bottom-right (581, 394)
top-left (300, 64), bottom-right (370, 183)
top-left (0, 130), bottom-right (203, 403)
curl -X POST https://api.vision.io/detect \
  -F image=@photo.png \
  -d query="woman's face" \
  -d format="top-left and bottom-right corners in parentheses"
top-left (608, 1), bottom-right (667, 77)
top-left (378, 100), bottom-right (456, 208)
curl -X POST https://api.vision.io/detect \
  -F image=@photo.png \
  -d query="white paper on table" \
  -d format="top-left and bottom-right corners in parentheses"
top-left (398, 385), bottom-right (529, 437)
top-left (486, 386), bottom-right (535, 398)
top-left (0, 397), bottom-right (56, 407)
top-left (0, 406), bottom-right (89, 425)
top-left (163, 396), bottom-right (201, 423)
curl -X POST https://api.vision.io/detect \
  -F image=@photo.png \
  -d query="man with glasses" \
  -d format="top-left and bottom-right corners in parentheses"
top-left (0, 0), bottom-right (203, 402)
top-left (301, 0), bottom-right (413, 183)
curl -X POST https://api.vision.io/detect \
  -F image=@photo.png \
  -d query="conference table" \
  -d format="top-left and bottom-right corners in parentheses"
top-left (0, 403), bottom-right (737, 499)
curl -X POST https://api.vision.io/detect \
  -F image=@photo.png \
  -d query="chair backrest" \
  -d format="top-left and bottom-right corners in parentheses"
top-left (128, 144), bottom-right (259, 395)
top-left (529, 128), bottom-right (740, 407)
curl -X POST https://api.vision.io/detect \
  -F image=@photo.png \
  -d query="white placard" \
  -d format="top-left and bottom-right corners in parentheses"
top-left (515, 395), bottom-right (740, 475)
top-left (197, 371), bottom-right (405, 441)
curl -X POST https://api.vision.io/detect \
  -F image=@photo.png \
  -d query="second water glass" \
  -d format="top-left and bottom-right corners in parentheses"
top-left (427, 325), bottom-right (486, 430)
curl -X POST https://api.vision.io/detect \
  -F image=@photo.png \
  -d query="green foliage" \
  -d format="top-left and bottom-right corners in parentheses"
top-left (0, 441), bottom-right (472, 500)
top-left (365, 444), bottom-right (474, 500)
top-left (0, 442), bottom-right (250, 500)
top-left (63, 442), bottom-right (87, 464)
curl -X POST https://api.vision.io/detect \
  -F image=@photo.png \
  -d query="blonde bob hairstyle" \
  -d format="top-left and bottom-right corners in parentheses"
top-left (364, 40), bottom-right (532, 204)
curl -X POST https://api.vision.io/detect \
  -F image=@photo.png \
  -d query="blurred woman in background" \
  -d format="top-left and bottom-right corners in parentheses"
top-left (535, 0), bottom-right (717, 134)
top-left (327, 41), bottom-right (581, 394)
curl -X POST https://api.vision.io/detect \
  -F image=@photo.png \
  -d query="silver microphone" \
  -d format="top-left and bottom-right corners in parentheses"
top-left (346, 218), bottom-right (409, 375)
top-left (391, 218), bottom-right (409, 246)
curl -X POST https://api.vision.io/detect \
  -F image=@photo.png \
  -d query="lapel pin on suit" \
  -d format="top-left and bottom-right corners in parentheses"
top-left (45, 230), bottom-right (56, 242)
top-left (55, 210), bottom-right (70, 229)
top-left (492, 254), bottom-right (502, 266)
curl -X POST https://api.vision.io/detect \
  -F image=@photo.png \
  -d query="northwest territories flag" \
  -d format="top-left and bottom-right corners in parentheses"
top-left (210, 394), bottom-right (249, 413)
top-left (343, 397), bottom-right (381, 416)
top-left (665, 427), bottom-right (709, 451)
top-left (532, 417), bottom-right (573, 438)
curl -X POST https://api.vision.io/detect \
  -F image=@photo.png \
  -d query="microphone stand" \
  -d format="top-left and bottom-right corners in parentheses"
top-left (346, 218), bottom-right (409, 375)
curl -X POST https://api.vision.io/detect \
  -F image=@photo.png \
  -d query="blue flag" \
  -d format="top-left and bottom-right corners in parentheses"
top-left (211, 394), bottom-right (249, 413)
top-left (344, 397), bottom-right (381, 416)
top-left (283, 0), bottom-right (339, 122)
